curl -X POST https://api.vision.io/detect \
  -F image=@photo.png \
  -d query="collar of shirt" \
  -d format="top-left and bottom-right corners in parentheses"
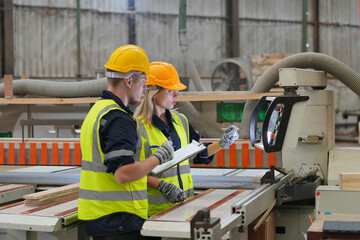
top-left (151, 109), bottom-right (178, 131)
top-left (101, 90), bottom-right (134, 116)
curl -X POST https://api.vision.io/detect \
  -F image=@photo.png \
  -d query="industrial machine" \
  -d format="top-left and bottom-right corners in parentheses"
top-left (0, 67), bottom-right (359, 240)
top-left (141, 68), bottom-right (360, 239)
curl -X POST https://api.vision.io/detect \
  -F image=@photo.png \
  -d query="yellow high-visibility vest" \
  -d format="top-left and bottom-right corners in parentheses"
top-left (138, 112), bottom-right (194, 217)
top-left (78, 99), bottom-right (148, 220)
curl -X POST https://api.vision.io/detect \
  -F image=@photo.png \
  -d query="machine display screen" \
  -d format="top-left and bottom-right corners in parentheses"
top-left (267, 104), bottom-right (284, 146)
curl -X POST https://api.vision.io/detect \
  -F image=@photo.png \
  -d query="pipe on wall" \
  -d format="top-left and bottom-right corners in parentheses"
top-left (0, 77), bottom-right (223, 137)
top-left (0, 78), bottom-right (107, 97)
top-left (77, 0), bottom-right (81, 80)
top-left (178, 0), bottom-right (207, 91)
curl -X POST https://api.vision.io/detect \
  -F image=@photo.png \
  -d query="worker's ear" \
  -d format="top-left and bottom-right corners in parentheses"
top-left (123, 77), bottom-right (132, 88)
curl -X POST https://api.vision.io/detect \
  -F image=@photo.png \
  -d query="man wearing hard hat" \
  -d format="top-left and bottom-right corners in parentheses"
top-left (78, 45), bottom-right (174, 239)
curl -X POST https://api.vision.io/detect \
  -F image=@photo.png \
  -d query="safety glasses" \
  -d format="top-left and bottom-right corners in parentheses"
top-left (146, 86), bottom-right (178, 96)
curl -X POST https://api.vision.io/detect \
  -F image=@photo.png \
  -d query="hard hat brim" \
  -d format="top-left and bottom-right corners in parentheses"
top-left (167, 82), bottom-right (187, 91)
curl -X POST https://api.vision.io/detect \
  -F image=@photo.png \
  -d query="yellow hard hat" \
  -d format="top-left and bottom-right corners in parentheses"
top-left (146, 62), bottom-right (187, 91)
top-left (104, 45), bottom-right (150, 76)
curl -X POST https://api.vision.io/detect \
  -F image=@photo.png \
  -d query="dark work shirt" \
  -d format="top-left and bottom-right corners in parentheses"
top-left (100, 90), bottom-right (138, 173)
top-left (85, 90), bottom-right (144, 237)
top-left (152, 110), bottom-right (214, 164)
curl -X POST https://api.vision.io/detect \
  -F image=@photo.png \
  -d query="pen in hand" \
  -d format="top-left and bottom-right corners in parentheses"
top-left (149, 145), bottom-right (176, 149)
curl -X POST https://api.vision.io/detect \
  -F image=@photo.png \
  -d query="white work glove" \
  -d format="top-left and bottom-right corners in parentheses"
top-left (157, 180), bottom-right (186, 204)
top-left (153, 140), bottom-right (174, 165)
top-left (219, 125), bottom-right (239, 148)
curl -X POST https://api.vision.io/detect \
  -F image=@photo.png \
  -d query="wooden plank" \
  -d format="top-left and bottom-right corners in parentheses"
top-left (340, 173), bottom-right (360, 190)
top-left (25, 190), bottom-right (79, 206)
top-left (23, 183), bottom-right (79, 207)
top-left (22, 196), bottom-right (78, 214)
top-left (0, 92), bottom-right (282, 105)
top-left (177, 92), bottom-right (282, 102)
top-left (23, 183), bottom-right (79, 200)
top-left (248, 210), bottom-right (276, 240)
top-left (0, 97), bottom-right (99, 105)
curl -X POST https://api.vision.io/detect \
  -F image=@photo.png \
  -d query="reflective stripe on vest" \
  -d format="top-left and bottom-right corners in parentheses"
top-left (78, 99), bottom-right (148, 221)
top-left (138, 111), bottom-right (194, 217)
top-left (79, 188), bottom-right (147, 201)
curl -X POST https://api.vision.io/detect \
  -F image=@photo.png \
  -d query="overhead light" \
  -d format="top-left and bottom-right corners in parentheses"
top-left (45, 126), bottom-right (56, 134)
top-left (74, 125), bottom-right (81, 134)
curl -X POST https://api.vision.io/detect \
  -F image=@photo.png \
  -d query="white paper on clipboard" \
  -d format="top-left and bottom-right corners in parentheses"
top-left (151, 140), bottom-right (206, 175)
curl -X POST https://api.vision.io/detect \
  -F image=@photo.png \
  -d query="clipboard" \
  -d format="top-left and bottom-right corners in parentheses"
top-left (151, 140), bottom-right (206, 175)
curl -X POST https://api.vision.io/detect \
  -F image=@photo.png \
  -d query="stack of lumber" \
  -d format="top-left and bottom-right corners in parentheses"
top-left (249, 53), bottom-right (292, 85)
top-left (340, 173), bottom-right (360, 190)
top-left (23, 183), bottom-right (79, 206)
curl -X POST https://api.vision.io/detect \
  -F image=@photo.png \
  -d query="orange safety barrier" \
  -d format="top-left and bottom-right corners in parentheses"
top-left (268, 152), bottom-right (275, 167)
top-left (41, 143), bottom-right (47, 165)
top-left (255, 147), bottom-right (262, 167)
top-left (0, 140), bottom-right (82, 166)
top-left (74, 143), bottom-right (81, 166)
top-left (0, 140), bottom-right (279, 168)
top-left (242, 143), bottom-right (249, 167)
top-left (229, 143), bottom-right (237, 167)
top-left (63, 143), bottom-right (70, 165)
top-left (19, 142), bottom-right (26, 165)
top-left (9, 143), bottom-right (15, 165)
top-left (0, 143), bottom-right (4, 164)
top-left (30, 143), bottom-right (37, 165)
top-left (217, 149), bottom-right (224, 167)
top-left (52, 143), bottom-right (58, 165)
top-left (191, 141), bottom-right (279, 168)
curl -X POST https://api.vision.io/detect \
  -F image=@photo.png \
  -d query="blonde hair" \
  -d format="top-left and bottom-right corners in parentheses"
top-left (134, 89), bottom-right (159, 127)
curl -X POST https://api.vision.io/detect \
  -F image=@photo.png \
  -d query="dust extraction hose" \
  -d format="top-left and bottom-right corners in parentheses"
top-left (0, 77), bottom-right (222, 137)
top-left (239, 52), bottom-right (360, 139)
top-left (0, 77), bottom-right (107, 97)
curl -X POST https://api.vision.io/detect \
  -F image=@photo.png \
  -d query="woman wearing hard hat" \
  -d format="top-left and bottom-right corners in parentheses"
top-left (134, 62), bottom-right (239, 216)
